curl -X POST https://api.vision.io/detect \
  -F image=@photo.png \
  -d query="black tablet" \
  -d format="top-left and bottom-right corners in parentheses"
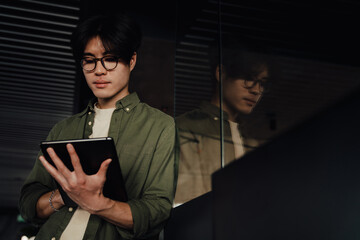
top-left (40, 137), bottom-right (127, 207)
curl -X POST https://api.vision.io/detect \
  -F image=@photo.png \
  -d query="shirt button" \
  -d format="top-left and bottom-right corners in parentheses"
top-left (88, 121), bottom-right (92, 126)
top-left (68, 207), bottom-right (73, 212)
top-left (51, 237), bottom-right (56, 240)
top-left (88, 112), bottom-right (92, 115)
top-left (213, 117), bottom-right (219, 120)
top-left (125, 107), bottom-right (130, 112)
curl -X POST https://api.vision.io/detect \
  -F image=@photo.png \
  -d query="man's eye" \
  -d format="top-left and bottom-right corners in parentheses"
top-left (104, 57), bottom-right (117, 62)
top-left (83, 58), bottom-right (95, 64)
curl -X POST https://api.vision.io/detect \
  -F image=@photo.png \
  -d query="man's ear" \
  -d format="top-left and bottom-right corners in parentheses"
top-left (129, 52), bottom-right (137, 72)
top-left (215, 64), bottom-right (226, 82)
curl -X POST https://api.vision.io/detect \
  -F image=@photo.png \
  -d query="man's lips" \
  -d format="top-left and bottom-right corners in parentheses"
top-left (94, 80), bottom-right (110, 88)
top-left (243, 98), bottom-right (257, 106)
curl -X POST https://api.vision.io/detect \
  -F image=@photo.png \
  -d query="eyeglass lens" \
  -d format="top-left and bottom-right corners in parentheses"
top-left (81, 56), bottom-right (118, 71)
top-left (244, 79), bottom-right (268, 92)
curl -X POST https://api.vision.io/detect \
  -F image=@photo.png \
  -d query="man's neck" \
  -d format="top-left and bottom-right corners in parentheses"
top-left (97, 92), bottom-right (130, 109)
top-left (210, 96), bottom-right (237, 122)
top-left (96, 101), bottom-right (115, 109)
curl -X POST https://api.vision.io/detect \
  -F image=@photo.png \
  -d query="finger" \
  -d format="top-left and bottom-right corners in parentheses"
top-left (46, 147), bottom-right (72, 177)
top-left (97, 158), bottom-right (112, 180)
top-left (39, 156), bottom-right (68, 187)
top-left (66, 144), bottom-right (85, 180)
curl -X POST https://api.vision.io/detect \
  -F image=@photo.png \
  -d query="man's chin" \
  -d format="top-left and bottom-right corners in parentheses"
top-left (238, 106), bottom-right (253, 115)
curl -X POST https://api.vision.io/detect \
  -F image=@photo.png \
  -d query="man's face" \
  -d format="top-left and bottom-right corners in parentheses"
top-left (222, 68), bottom-right (268, 115)
top-left (82, 36), bottom-right (136, 108)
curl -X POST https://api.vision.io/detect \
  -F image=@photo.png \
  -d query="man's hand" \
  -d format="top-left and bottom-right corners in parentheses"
top-left (39, 143), bottom-right (133, 229)
top-left (39, 143), bottom-right (114, 213)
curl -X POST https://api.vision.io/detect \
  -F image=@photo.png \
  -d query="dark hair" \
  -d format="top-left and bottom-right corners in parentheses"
top-left (71, 14), bottom-right (142, 64)
top-left (210, 36), bottom-right (270, 81)
top-left (222, 47), bottom-right (268, 80)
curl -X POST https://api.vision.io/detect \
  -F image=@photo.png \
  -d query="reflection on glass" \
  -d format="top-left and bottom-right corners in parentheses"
top-left (174, 39), bottom-right (271, 205)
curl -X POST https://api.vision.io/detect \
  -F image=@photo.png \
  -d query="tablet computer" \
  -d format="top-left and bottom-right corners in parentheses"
top-left (40, 137), bottom-right (127, 207)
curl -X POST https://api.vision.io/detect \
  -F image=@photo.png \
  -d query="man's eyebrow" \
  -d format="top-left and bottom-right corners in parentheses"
top-left (103, 51), bottom-right (116, 56)
top-left (83, 52), bottom-right (95, 57)
top-left (82, 52), bottom-right (115, 57)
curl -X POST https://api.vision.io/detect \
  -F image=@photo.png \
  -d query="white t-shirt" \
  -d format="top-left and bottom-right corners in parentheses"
top-left (60, 105), bottom-right (115, 240)
top-left (229, 120), bottom-right (245, 160)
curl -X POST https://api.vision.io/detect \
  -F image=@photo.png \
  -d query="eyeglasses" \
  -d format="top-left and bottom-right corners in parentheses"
top-left (80, 56), bottom-right (119, 71)
top-left (243, 78), bottom-right (270, 93)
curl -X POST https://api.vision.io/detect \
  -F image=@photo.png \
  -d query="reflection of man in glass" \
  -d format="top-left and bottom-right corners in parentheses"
top-left (174, 44), bottom-right (270, 205)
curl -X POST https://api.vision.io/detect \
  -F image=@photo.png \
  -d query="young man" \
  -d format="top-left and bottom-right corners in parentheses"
top-left (174, 44), bottom-right (270, 205)
top-left (19, 14), bottom-right (177, 240)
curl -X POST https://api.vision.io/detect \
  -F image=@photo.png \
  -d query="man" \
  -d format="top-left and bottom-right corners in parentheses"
top-left (174, 43), bottom-right (270, 205)
top-left (19, 14), bottom-right (177, 240)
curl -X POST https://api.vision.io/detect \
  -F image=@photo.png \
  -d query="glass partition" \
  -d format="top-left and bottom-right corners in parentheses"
top-left (174, 0), bottom-right (223, 205)
top-left (173, 0), bottom-right (360, 206)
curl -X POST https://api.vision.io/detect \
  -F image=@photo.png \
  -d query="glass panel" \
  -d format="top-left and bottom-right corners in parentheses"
top-left (218, 1), bottom-right (272, 163)
top-left (218, 0), bottom-right (360, 152)
top-left (174, 0), bottom-right (222, 206)
top-left (174, 0), bottom-right (360, 207)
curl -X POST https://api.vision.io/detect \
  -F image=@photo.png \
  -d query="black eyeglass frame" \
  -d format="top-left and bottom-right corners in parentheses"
top-left (243, 78), bottom-right (270, 93)
top-left (80, 56), bottom-right (120, 72)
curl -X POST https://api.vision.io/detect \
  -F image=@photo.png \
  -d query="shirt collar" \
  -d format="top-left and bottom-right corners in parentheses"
top-left (199, 101), bottom-right (230, 121)
top-left (78, 92), bottom-right (140, 117)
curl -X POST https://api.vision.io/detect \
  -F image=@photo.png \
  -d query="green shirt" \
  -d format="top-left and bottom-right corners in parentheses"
top-left (19, 93), bottom-right (178, 240)
top-left (174, 102), bottom-right (258, 204)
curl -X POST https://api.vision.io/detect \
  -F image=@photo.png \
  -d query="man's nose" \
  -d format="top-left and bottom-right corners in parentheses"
top-left (249, 82), bottom-right (262, 95)
top-left (95, 60), bottom-right (107, 75)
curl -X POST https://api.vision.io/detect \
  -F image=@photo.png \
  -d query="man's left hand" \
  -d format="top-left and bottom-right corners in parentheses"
top-left (39, 143), bottom-right (113, 213)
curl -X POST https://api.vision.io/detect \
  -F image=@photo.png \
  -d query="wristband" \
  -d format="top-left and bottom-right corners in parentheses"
top-left (49, 190), bottom-right (59, 212)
